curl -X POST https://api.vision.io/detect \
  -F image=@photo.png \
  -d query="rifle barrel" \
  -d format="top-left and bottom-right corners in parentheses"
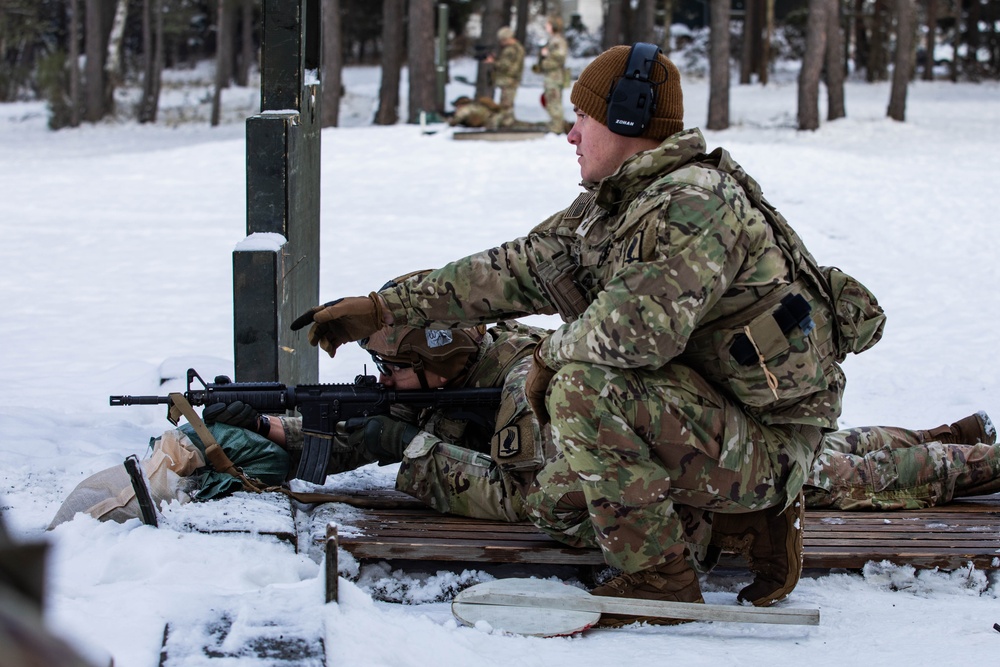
top-left (109, 395), bottom-right (172, 406)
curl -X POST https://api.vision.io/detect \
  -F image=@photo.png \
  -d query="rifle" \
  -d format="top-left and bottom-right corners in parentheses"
top-left (110, 368), bottom-right (502, 484)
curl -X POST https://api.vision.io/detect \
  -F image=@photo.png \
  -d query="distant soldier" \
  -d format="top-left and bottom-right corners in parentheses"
top-left (486, 27), bottom-right (525, 128)
top-left (533, 15), bottom-right (569, 133)
top-left (447, 96), bottom-right (503, 130)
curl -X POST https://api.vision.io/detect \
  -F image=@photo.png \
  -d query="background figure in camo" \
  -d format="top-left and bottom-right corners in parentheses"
top-left (488, 27), bottom-right (525, 128)
top-left (448, 96), bottom-right (503, 130)
top-left (534, 15), bottom-right (568, 133)
top-left (290, 44), bottom-right (886, 621)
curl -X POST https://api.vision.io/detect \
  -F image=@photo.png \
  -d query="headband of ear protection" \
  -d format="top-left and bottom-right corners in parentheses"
top-left (606, 42), bottom-right (663, 137)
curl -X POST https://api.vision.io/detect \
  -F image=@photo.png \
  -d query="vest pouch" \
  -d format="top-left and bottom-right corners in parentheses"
top-left (824, 266), bottom-right (886, 358)
top-left (692, 281), bottom-right (836, 409)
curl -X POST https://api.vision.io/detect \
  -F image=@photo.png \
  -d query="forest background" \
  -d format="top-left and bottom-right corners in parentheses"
top-left (1, 0), bottom-right (998, 134)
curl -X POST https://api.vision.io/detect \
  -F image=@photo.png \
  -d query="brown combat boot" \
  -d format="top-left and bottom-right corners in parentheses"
top-left (917, 411), bottom-right (996, 445)
top-left (710, 492), bottom-right (805, 607)
top-left (590, 552), bottom-right (704, 627)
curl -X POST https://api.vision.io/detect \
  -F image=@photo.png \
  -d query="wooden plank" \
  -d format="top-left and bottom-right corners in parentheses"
top-left (330, 491), bottom-right (1000, 573)
top-left (161, 492), bottom-right (298, 546)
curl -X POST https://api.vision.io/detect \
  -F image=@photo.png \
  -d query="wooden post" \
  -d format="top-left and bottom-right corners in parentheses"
top-left (235, 0), bottom-right (321, 384)
top-left (325, 523), bottom-right (339, 603)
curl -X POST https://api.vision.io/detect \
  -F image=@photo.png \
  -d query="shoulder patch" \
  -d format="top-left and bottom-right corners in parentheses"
top-left (624, 231), bottom-right (645, 263)
top-left (492, 426), bottom-right (521, 459)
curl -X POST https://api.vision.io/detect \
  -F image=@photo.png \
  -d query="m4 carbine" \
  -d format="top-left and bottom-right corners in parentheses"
top-left (110, 368), bottom-right (501, 484)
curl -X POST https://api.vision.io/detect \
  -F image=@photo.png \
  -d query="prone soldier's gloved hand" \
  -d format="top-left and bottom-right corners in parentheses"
top-left (345, 415), bottom-right (420, 466)
top-left (525, 345), bottom-right (556, 426)
top-left (203, 400), bottom-right (260, 430)
top-left (290, 293), bottom-right (385, 358)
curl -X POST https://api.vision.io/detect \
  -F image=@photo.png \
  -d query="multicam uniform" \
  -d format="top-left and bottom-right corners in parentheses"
top-left (492, 39), bottom-right (525, 128)
top-left (378, 128), bottom-right (862, 573)
top-left (448, 98), bottom-right (501, 129)
top-left (282, 322), bottom-right (551, 522)
top-left (538, 33), bottom-right (568, 133)
top-left (806, 425), bottom-right (1000, 510)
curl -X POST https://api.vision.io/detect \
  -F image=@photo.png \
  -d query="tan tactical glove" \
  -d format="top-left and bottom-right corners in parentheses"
top-left (291, 293), bottom-right (384, 358)
top-left (525, 344), bottom-right (556, 426)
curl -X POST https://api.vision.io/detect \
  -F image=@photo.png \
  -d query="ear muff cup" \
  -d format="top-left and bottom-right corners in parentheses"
top-left (605, 42), bottom-right (662, 137)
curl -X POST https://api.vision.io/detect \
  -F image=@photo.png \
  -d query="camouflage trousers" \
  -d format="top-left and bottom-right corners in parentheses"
top-left (805, 426), bottom-right (1000, 510)
top-left (395, 433), bottom-right (530, 522)
top-left (496, 85), bottom-right (518, 128)
top-left (542, 82), bottom-right (564, 133)
top-left (523, 362), bottom-right (814, 574)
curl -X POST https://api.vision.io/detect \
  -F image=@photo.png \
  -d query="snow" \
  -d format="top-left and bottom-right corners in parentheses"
top-left (2, 57), bottom-right (999, 666)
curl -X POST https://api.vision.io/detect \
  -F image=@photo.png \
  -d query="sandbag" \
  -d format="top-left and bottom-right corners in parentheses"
top-left (48, 423), bottom-right (291, 527)
top-left (48, 430), bottom-right (203, 528)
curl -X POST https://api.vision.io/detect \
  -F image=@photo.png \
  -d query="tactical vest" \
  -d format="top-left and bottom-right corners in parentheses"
top-left (527, 148), bottom-right (885, 422)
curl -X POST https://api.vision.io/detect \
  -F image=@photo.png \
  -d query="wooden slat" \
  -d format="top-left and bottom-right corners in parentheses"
top-left (331, 490), bottom-right (1000, 572)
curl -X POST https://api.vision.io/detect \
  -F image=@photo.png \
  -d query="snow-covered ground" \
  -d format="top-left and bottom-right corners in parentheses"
top-left (1, 56), bottom-right (999, 666)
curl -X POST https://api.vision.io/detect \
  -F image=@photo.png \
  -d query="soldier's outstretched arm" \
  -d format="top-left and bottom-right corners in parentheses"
top-left (290, 293), bottom-right (388, 358)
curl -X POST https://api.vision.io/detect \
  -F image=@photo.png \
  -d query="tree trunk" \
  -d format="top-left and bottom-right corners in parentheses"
top-left (137, 0), bottom-right (165, 123)
top-left (84, 0), bottom-right (105, 122)
top-left (138, 0), bottom-right (155, 122)
top-left (604, 0), bottom-right (624, 50)
top-left (104, 0), bottom-right (128, 114)
top-left (760, 0), bottom-right (773, 84)
top-left (321, 0), bottom-right (343, 127)
top-left (798, 0), bottom-right (828, 131)
top-left (515, 0), bottom-right (530, 46)
top-left (948, 0), bottom-right (959, 82)
top-left (965, 0), bottom-right (981, 81)
top-left (632, 0), bottom-right (656, 44)
top-left (853, 0), bottom-right (869, 77)
top-left (211, 0), bottom-right (231, 126)
top-left (69, 0), bottom-right (81, 126)
top-left (235, 0), bottom-right (253, 87)
top-left (888, 0), bottom-right (916, 121)
top-left (407, 0), bottom-right (437, 122)
top-left (922, 0), bottom-right (936, 80)
top-left (868, 0), bottom-right (889, 81)
top-left (660, 0), bottom-right (675, 55)
top-left (706, 0), bottom-right (730, 130)
top-left (375, 0), bottom-right (404, 125)
top-left (826, 0), bottom-right (845, 120)
top-left (476, 0), bottom-right (504, 100)
top-left (740, 0), bottom-right (762, 84)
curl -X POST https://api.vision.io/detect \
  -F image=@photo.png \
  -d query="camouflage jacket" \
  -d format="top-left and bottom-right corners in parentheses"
top-left (280, 321), bottom-right (546, 464)
top-left (380, 128), bottom-right (845, 477)
top-left (493, 41), bottom-right (525, 89)
top-left (539, 34), bottom-right (567, 85)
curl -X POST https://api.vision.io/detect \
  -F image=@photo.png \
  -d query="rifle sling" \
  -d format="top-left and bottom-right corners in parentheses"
top-left (168, 393), bottom-right (418, 508)
top-left (167, 392), bottom-right (265, 492)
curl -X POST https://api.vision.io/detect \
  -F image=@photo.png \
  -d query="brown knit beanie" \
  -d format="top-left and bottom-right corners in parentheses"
top-left (571, 45), bottom-right (684, 141)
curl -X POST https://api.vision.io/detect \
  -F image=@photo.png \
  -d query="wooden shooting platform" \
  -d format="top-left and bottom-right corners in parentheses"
top-left (327, 490), bottom-right (1000, 582)
top-left (452, 127), bottom-right (548, 141)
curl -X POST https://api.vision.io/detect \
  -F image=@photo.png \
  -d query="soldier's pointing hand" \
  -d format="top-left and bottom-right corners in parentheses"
top-left (291, 294), bottom-right (385, 358)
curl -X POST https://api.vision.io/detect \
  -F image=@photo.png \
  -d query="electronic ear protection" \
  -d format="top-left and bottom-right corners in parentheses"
top-left (606, 42), bottom-right (664, 137)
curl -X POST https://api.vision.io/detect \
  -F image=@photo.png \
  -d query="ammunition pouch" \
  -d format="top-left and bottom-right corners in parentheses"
top-left (682, 278), bottom-right (837, 409)
top-left (532, 250), bottom-right (591, 320)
